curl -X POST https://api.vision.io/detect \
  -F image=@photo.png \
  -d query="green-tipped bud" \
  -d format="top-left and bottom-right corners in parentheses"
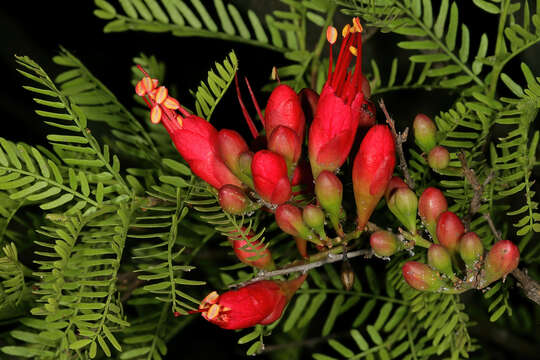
top-left (413, 113), bottom-right (437, 153)
top-left (315, 171), bottom-right (343, 234)
top-left (402, 261), bottom-right (446, 292)
top-left (427, 244), bottom-right (454, 278)
top-left (218, 185), bottom-right (251, 215)
top-left (303, 205), bottom-right (326, 236)
top-left (459, 232), bottom-right (484, 267)
top-left (370, 230), bottom-right (400, 257)
top-left (315, 171), bottom-right (343, 217)
top-left (385, 176), bottom-right (408, 204)
top-left (479, 240), bottom-right (520, 288)
top-left (276, 204), bottom-right (317, 243)
top-left (387, 187), bottom-right (418, 233)
top-left (428, 146), bottom-right (450, 170)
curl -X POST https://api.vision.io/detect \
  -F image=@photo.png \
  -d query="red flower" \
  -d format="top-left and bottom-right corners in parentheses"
top-left (251, 150), bottom-right (292, 205)
top-left (265, 84), bottom-right (305, 142)
top-left (308, 19), bottom-right (373, 177)
top-left (352, 124), bottom-right (396, 231)
top-left (198, 275), bottom-right (306, 329)
top-left (135, 71), bottom-right (242, 189)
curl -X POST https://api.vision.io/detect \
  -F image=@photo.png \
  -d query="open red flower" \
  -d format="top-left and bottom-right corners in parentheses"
top-left (135, 70), bottom-right (242, 189)
top-left (308, 19), bottom-right (373, 178)
top-left (198, 275), bottom-right (306, 330)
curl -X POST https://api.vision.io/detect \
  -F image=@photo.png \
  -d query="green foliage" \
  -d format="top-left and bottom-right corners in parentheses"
top-left (0, 1), bottom-right (538, 359)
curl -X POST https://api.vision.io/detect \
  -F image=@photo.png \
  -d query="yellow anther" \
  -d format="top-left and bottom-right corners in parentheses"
top-left (271, 66), bottom-right (278, 81)
top-left (142, 77), bottom-right (155, 93)
top-left (163, 96), bottom-right (180, 110)
top-left (342, 24), bottom-right (351, 38)
top-left (326, 26), bottom-right (338, 44)
top-left (176, 115), bottom-right (184, 127)
top-left (207, 304), bottom-right (220, 320)
top-left (155, 86), bottom-right (168, 104)
top-left (353, 17), bottom-right (363, 33)
top-left (203, 291), bottom-right (219, 305)
top-left (349, 46), bottom-right (358, 56)
top-left (135, 80), bottom-right (146, 96)
top-left (151, 105), bottom-right (162, 124)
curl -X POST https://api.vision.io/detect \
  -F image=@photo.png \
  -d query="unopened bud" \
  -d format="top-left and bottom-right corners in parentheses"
top-left (427, 244), bottom-right (454, 278)
top-left (402, 261), bottom-right (445, 292)
top-left (385, 176), bottom-right (408, 204)
top-left (268, 125), bottom-right (302, 168)
top-left (315, 171), bottom-right (343, 218)
top-left (387, 187), bottom-right (418, 233)
top-left (459, 232), bottom-right (484, 267)
top-left (218, 185), bottom-right (250, 215)
top-left (303, 205), bottom-right (326, 234)
top-left (413, 114), bottom-right (437, 153)
top-left (479, 240), bottom-right (519, 288)
top-left (428, 146), bottom-right (450, 170)
top-left (418, 187), bottom-right (448, 241)
top-left (230, 233), bottom-right (274, 270)
top-left (370, 230), bottom-right (399, 257)
top-left (275, 204), bottom-right (316, 242)
top-left (436, 211), bottom-right (465, 253)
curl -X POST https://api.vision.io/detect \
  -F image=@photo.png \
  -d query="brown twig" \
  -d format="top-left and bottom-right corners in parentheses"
top-left (229, 248), bottom-right (373, 288)
top-left (458, 153), bottom-right (540, 305)
top-left (379, 99), bottom-right (415, 189)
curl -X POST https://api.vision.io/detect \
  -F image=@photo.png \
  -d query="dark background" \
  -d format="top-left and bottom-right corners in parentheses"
top-left (1, 1), bottom-right (539, 359)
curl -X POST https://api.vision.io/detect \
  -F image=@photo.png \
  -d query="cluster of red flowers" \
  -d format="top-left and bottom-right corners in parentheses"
top-left (136, 18), bottom-right (399, 330)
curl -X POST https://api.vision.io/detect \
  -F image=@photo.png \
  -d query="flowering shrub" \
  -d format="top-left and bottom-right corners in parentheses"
top-left (1, 1), bottom-right (539, 359)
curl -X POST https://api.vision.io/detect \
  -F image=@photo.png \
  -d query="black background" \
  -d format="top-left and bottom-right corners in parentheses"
top-left (1, 1), bottom-right (539, 359)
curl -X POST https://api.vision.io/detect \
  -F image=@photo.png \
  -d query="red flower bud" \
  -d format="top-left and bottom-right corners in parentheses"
top-left (413, 113), bottom-right (437, 153)
top-left (370, 230), bottom-right (399, 257)
top-left (218, 185), bottom-right (251, 215)
top-left (353, 125), bottom-right (396, 231)
top-left (295, 236), bottom-right (308, 259)
top-left (459, 232), bottom-right (484, 267)
top-left (387, 187), bottom-right (418, 233)
top-left (428, 146), bottom-right (450, 170)
top-left (402, 261), bottom-right (445, 292)
top-left (251, 150), bottom-right (291, 205)
top-left (480, 240), bottom-right (519, 288)
top-left (135, 74), bottom-right (241, 189)
top-left (265, 84), bottom-right (305, 141)
top-left (217, 130), bottom-right (253, 187)
top-left (427, 244), bottom-right (454, 278)
top-left (315, 171), bottom-right (343, 219)
top-left (268, 125), bottom-right (302, 167)
top-left (418, 187), bottom-right (448, 241)
top-left (199, 275), bottom-right (306, 329)
top-left (385, 176), bottom-right (408, 204)
top-left (275, 204), bottom-right (315, 242)
top-left (165, 115), bottom-right (242, 189)
top-left (436, 211), bottom-right (465, 253)
top-left (229, 231), bottom-right (273, 270)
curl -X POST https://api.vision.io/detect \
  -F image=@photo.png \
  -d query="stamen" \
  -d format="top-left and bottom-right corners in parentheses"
top-left (137, 64), bottom-right (150, 78)
top-left (326, 26), bottom-right (338, 44)
top-left (163, 96), bottom-right (180, 110)
top-left (353, 17), bottom-right (363, 33)
top-left (271, 66), bottom-right (280, 83)
top-left (176, 115), bottom-right (184, 127)
top-left (155, 86), bottom-right (168, 104)
top-left (135, 80), bottom-right (146, 96)
top-left (142, 77), bottom-right (155, 94)
top-left (342, 24), bottom-right (351, 38)
top-left (234, 74), bottom-right (259, 139)
top-left (207, 304), bottom-right (220, 320)
top-left (244, 76), bottom-right (265, 127)
top-left (201, 291), bottom-right (220, 306)
top-left (151, 105), bottom-right (162, 124)
top-left (349, 46), bottom-right (358, 56)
